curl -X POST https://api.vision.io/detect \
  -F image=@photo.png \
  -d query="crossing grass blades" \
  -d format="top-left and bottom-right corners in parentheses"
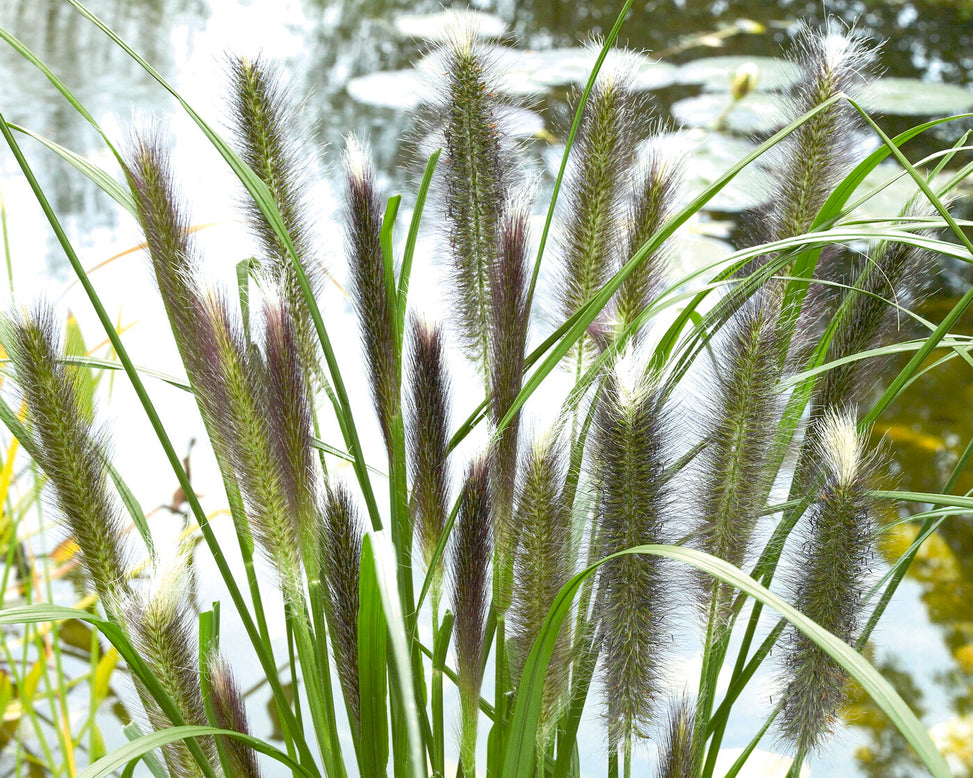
top-left (1, 2), bottom-right (972, 777)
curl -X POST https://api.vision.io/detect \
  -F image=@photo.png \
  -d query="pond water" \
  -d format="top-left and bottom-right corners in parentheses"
top-left (1, 0), bottom-right (973, 776)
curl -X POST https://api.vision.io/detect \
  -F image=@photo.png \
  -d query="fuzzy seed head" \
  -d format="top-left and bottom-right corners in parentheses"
top-left (343, 134), bottom-right (400, 450)
top-left (1, 304), bottom-right (131, 611)
top-left (207, 656), bottom-right (263, 778)
top-left (322, 482), bottom-right (365, 724)
top-left (406, 317), bottom-right (453, 571)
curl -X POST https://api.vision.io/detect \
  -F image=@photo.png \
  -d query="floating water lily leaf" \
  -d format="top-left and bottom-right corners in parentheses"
top-left (394, 10), bottom-right (506, 43)
top-left (496, 106), bottom-right (546, 138)
top-left (845, 162), bottom-right (927, 221)
top-left (677, 55), bottom-right (802, 92)
top-left (863, 78), bottom-right (973, 116)
top-left (648, 130), bottom-right (775, 211)
top-left (671, 92), bottom-right (788, 134)
top-left (346, 70), bottom-right (433, 110)
top-left (673, 233), bottom-right (735, 281)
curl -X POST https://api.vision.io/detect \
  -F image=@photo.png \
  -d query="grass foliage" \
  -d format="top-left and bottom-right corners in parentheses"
top-left (1, 2), bottom-right (972, 777)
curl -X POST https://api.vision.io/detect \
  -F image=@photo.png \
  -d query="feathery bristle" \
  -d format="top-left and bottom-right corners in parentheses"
top-left (1, 304), bottom-right (130, 610)
top-left (440, 38), bottom-right (510, 371)
top-left (694, 291), bottom-right (786, 614)
top-left (594, 372), bottom-right (673, 750)
top-left (557, 62), bottom-right (644, 360)
top-left (489, 196), bottom-right (531, 594)
top-left (615, 144), bottom-right (681, 340)
top-left (343, 135), bottom-right (400, 450)
top-left (764, 25), bottom-right (876, 242)
top-left (450, 457), bottom-right (493, 775)
top-left (654, 696), bottom-right (698, 778)
top-left (406, 317), bottom-right (452, 571)
top-left (200, 289), bottom-right (304, 600)
top-left (322, 482), bottom-right (365, 725)
top-left (778, 408), bottom-right (881, 755)
top-left (124, 134), bottom-right (207, 368)
top-left (509, 432), bottom-right (573, 751)
top-left (226, 54), bottom-right (319, 367)
top-left (207, 655), bottom-right (263, 778)
top-left (261, 288), bottom-right (318, 559)
top-left (127, 559), bottom-right (216, 777)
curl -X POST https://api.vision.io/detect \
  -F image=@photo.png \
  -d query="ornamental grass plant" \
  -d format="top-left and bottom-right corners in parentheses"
top-left (1, 2), bottom-right (972, 777)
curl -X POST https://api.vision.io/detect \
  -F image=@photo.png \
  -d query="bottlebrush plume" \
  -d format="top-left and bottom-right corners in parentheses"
top-left (207, 655), bottom-right (264, 778)
top-left (593, 369), bottom-right (674, 751)
top-left (693, 291), bottom-right (786, 616)
top-left (778, 409), bottom-right (883, 756)
top-left (762, 24), bottom-right (876, 243)
top-left (489, 193), bottom-right (532, 602)
top-left (449, 457), bottom-right (493, 775)
top-left (654, 696), bottom-right (697, 778)
top-left (199, 288), bottom-right (305, 602)
top-left (509, 432), bottom-right (573, 750)
top-left (1, 304), bottom-right (130, 610)
top-left (615, 143), bottom-right (682, 341)
top-left (126, 557), bottom-right (217, 776)
top-left (557, 52), bottom-right (644, 360)
top-left (343, 135), bottom-right (400, 451)
top-left (438, 32), bottom-right (511, 371)
top-left (322, 481), bottom-right (365, 725)
top-left (406, 317), bottom-right (452, 572)
top-left (226, 54), bottom-right (319, 368)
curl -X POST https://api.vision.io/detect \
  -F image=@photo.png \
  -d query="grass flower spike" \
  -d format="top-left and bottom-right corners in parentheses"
top-left (344, 136), bottom-right (400, 450)
top-left (763, 25), bottom-right (876, 243)
top-left (450, 458), bottom-right (493, 776)
top-left (227, 54), bottom-right (319, 369)
top-left (439, 31), bottom-right (510, 373)
top-left (557, 52), bottom-right (643, 359)
top-left (510, 432), bottom-right (573, 750)
top-left (778, 409), bottom-right (884, 756)
top-left (322, 481), bottom-right (366, 726)
top-left (693, 291), bottom-right (785, 615)
top-left (406, 317), bottom-right (452, 576)
top-left (593, 367), bottom-right (673, 758)
top-left (1, 304), bottom-right (130, 610)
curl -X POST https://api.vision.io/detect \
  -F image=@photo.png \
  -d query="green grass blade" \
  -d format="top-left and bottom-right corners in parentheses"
top-left (103, 458), bottom-right (154, 561)
top-left (78, 726), bottom-right (314, 778)
top-left (365, 532), bottom-right (426, 778)
top-left (358, 534), bottom-right (390, 778)
top-left (122, 723), bottom-right (169, 778)
top-left (6, 123), bottom-right (135, 215)
top-left (397, 149), bottom-right (440, 333)
top-left (0, 27), bottom-right (122, 163)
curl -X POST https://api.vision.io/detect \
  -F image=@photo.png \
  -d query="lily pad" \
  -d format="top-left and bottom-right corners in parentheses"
top-left (346, 69), bottom-right (433, 110)
top-left (677, 56), bottom-right (802, 92)
top-left (483, 47), bottom-right (677, 95)
top-left (644, 130), bottom-right (775, 212)
top-left (394, 10), bottom-right (507, 43)
top-left (845, 162), bottom-right (934, 221)
top-left (671, 92), bottom-right (788, 134)
top-left (863, 78), bottom-right (973, 116)
top-left (416, 46), bottom-right (676, 97)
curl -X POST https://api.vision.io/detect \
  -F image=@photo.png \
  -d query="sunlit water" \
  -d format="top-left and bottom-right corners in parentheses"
top-left (1, 1), bottom-right (972, 776)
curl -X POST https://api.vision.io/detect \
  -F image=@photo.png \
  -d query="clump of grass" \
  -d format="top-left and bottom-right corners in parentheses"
top-left (0, 7), bottom-right (965, 778)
